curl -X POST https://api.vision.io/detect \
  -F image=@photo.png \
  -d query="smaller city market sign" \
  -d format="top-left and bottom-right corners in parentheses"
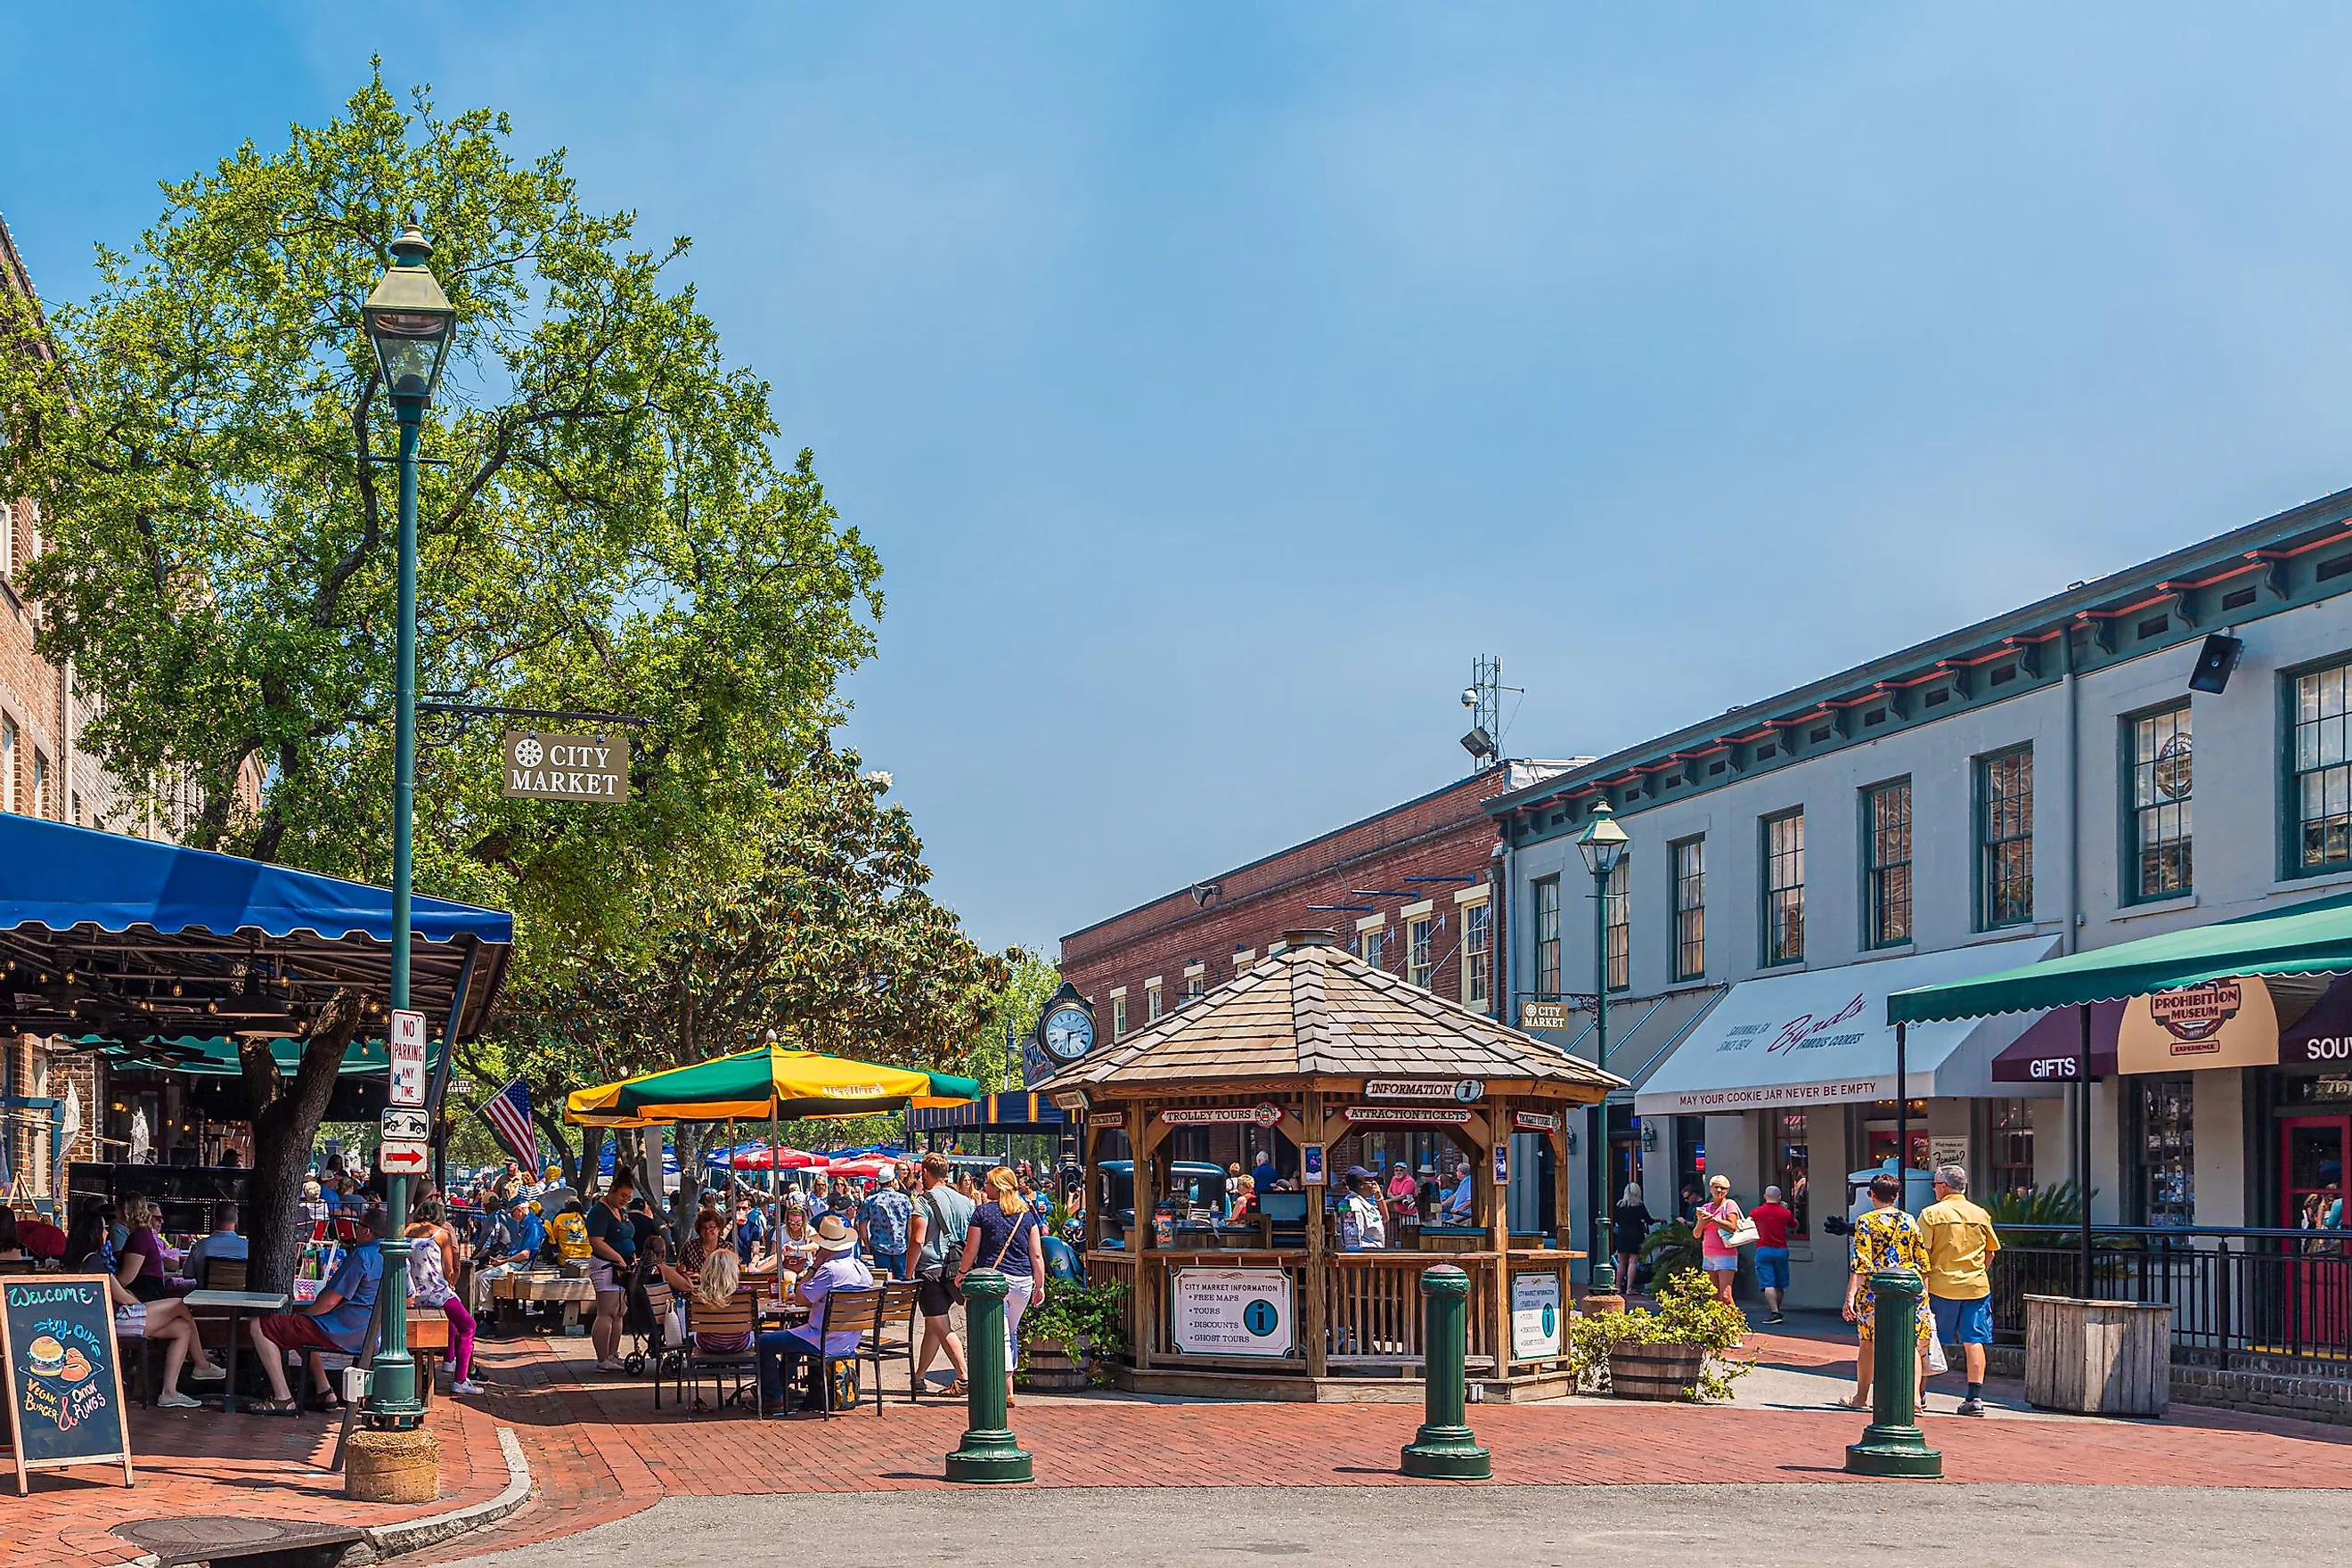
top-left (2119, 977), bottom-right (2280, 1074)
top-left (502, 731), bottom-right (630, 803)
top-left (1, 1274), bottom-right (133, 1493)
top-left (1161, 1105), bottom-right (1283, 1128)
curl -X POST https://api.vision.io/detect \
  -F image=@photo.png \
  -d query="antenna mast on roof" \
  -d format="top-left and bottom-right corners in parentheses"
top-left (1459, 655), bottom-right (1521, 771)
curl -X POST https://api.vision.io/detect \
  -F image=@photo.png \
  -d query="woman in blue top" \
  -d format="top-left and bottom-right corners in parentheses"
top-left (959, 1167), bottom-right (1047, 1405)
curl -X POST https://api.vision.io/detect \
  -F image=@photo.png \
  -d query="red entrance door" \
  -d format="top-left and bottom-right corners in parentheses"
top-left (2281, 1115), bottom-right (2351, 1352)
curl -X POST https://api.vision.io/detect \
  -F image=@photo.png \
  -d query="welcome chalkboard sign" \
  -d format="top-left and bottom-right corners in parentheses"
top-left (0, 1274), bottom-right (134, 1492)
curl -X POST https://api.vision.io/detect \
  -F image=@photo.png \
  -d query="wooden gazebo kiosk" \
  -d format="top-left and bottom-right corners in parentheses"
top-left (1036, 931), bottom-right (1622, 1401)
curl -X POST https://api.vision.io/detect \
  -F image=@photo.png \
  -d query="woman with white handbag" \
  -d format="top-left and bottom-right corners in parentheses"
top-left (1695, 1174), bottom-right (1755, 1305)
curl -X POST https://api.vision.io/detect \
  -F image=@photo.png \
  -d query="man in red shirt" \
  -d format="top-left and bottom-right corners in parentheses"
top-left (1748, 1184), bottom-right (1797, 1325)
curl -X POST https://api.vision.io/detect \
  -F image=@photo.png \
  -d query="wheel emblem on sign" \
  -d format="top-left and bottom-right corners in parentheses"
top-left (1243, 1299), bottom-right (1279, 1337)
top-left (514, 736), bottom-right (543, 769)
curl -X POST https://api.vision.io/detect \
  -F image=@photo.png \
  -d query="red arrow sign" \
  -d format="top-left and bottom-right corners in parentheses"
top-left (378, 1140), bottom-right (430, 1176)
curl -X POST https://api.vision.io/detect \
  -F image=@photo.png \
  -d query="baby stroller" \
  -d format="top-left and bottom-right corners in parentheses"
top-left (622, 1257), bottom-right (682, 1378)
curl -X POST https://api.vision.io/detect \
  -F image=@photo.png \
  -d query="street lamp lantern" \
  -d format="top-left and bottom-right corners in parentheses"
top-left (362, 225), bottom-right (455, 404)
top-left (1575, 800), bottom-right (1629, 878)
top-left (1574, 799), bottom-right (1629, 1295)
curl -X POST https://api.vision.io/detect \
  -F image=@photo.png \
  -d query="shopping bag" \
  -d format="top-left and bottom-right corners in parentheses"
top-left (1923, 1314), bottom-right (1949, 1376)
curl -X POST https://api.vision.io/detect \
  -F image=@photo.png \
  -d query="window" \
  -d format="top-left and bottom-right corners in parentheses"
top-left (2127, 704), bottom-right (2193, 899)
top-left (31, 752), bottom-right (48, 821)
top-left (1146, 979), bottom-right (1164, 1024)
top-left (2136, 1075), bottom-right (2194, 1227)
top-left (1978, 747), bottom-right (2034, 928)
top-left (0, 499), bottom-right (12, 579)
top-left (1, 716), bottom-right (13, 813)
top-left (1671, 837), bottom-right (1705, 981)
top-left (1776, 1111), bottom-right (1809, 1237)
top-left (1762, 810), bottom-right (1805, 965)
top-left (1603, 858), bottom-right (1629, 992)
top-left (2291, 657), bottom-right (2352, 873)
top-left (1406, 913), bottom-right (1434, 989)
top-left (1232, 948), bottom-right (1254, 976)
top-left (1864, 780), bottom-right (1912, 947)
top-left (1532, 877), bottom-right (1562, 996)
top-left (1111, 992), bottom-right (1128, 1041)
top-left (1184, 968), bottom-right (1205, 1001)
top-left (1989, 1098), bottom-right (2035, 1204)
top-left (1461, 899), bottom-right (1492, 1012)
top-left (1361, 927), bottom-right (1385, 971)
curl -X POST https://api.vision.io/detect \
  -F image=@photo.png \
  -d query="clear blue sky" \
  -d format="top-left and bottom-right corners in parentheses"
top-left (8, 5), bottom-right (2352, 955)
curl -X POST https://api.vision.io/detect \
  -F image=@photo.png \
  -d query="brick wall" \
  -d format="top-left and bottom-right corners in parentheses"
top-left (1060, 771), bottom-right (1521, 1031)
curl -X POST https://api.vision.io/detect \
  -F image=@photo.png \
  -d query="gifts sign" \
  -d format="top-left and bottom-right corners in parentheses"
top-left (1, 1275), bottom-right (134, 1492)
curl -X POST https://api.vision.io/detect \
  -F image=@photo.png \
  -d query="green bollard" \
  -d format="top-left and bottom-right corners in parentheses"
top-left (945, 1269), bottom-right (1033, 1484)
top-left (1844, 1269), bottom-right (1943, 1478)
top-left (1401, 1264), bottom-right (1492, 1480)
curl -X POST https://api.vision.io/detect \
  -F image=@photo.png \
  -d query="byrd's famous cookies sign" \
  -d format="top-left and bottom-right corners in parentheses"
top-left (2119, 977), bottom-right (2280, 1074)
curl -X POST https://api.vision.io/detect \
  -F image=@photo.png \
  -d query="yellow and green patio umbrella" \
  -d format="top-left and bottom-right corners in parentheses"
top-left (565, 1041), bottom-right (981, 1126)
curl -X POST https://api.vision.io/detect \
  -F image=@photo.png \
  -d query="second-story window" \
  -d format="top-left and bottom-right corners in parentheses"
top-left (1763, 809), bottom-right (1805, 966)
top-left (1603, 858), bottom-right (1629, 992)
top-left (1111, 993), bottom-right (1129, 1041)
top-left (1461, 899), bottom-right (1492, 1012)
top-left (1533, 877), bottom-right (1562, 996)
top-left (2128, 704), bottom-right (2193, 899)
top-left (1980, 747), bottom-right (2035, 927)
top-left (1865, 779), bottom-right (1913, 947)
top-left (1, 716), bottom-right (14, 813)
top-left (2291, 657), bottom-right (2352, 873)
top-left (1146, 979), bottom-right (1164, 1023)
top-left (1671, 837), bottom-right (1705, 981)
top-left (1407, 913), bottom-right (1434, 989)
top-left (1362, 927), bottom-right (1385, 971)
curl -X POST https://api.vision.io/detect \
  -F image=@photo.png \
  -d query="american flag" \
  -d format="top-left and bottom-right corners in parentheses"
top-left (479, 1079), bottom-right (540, 1171)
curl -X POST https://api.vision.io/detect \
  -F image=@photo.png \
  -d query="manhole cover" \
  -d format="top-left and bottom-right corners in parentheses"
top-left (111, 1516), bottom-right (363, 1565)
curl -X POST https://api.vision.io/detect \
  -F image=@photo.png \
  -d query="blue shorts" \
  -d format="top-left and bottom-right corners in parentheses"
top-left (1752, 1246), bottom-right (1791, 1290)
top-left (1930, 1294), bottom-right (1993, 1346)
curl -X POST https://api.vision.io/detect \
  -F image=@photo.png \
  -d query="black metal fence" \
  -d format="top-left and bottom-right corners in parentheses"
top-left (1991, 1224), bottom-right (2352, 1368)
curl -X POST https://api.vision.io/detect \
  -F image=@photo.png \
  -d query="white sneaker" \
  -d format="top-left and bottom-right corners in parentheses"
top-left (156, 1391), bottom-right (202, 1409)
top-left (451, 1378), bottom-right (486, 1395)
top-left (186, 1363), bottom-right (227, 1382)
top-left (594, 1359), bottom-right (625, 1372)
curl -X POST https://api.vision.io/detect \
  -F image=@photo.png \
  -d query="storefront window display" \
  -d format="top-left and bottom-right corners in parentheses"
top-left (1989, 1098), bottom-right (2036, 1204)
top-left (1859, 1099), bottom-right (1931, 1175)
top-left (1776, 1110), bottom-right (1809, 1236)
top-left (2136, 1074), bottom-right (2194, 1228)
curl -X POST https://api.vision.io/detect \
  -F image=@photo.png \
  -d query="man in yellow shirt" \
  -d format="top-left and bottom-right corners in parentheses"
top-left (1917, 1164), bottom-right (2000, 1417)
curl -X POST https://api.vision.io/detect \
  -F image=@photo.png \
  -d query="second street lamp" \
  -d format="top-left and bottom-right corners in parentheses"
top-left (359, 220), bottom-right (455, 1427)
top-left (1575, 801), bottom-right (1629, 1295)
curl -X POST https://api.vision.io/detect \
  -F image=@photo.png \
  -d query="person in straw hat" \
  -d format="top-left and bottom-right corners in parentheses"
top-left (756, 1213), bottom-right (873, 1411)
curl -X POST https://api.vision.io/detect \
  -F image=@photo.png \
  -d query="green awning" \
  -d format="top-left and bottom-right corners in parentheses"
top-left (85, 1034), bottom-right (444, 1076)
top-left (1887, 892), bottom-right (2352, 1025)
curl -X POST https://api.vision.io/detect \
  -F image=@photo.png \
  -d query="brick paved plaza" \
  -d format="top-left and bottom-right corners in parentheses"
top-left (16, 1326), bottom-right (2352, 1567)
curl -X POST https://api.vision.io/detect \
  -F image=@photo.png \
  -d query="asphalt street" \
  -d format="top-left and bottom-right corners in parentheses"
top-left (463, 1483), bottom-right (2352, 1567)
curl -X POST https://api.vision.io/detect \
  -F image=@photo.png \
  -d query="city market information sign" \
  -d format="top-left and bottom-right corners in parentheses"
top-left (1161, 1105), bottom-right (1283, 1129)
top-left (1511, 1271), bottom-right (1563, 1360)
top-left (502, 731), bottom-right (630, 803)
top-left (1, 1275), bottom-right (133, 1493)
top-left (1172, 1268), bottom-right (1294, 1358)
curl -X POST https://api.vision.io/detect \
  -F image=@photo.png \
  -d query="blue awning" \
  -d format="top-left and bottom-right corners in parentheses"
top-left (0, 813), bottom-right (511, 1046)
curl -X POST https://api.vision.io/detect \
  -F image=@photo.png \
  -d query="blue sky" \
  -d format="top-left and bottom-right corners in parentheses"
top-left (9, 5), bottom-right (2352, 955)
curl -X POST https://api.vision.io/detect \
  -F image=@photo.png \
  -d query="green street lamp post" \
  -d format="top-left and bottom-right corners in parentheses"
top-left (1575, 802), bottom-right (1629, 1296)
top-left (359, 222), bottom-right (456, 1427)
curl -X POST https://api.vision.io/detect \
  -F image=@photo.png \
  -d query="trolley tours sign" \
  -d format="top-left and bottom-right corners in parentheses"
top-left (1171, 1268), bottom-right (1294, 1358)
top-left (502, 731), bottom-right (630, 803)
top-left (1161, 1105), bottom-right (1283, 1129)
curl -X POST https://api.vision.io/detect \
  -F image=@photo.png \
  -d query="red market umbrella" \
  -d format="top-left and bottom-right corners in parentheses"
top-left (731, 1144), bottom-right (828, 1171)
top-left (824, 1155), bottom-right (900, 1180)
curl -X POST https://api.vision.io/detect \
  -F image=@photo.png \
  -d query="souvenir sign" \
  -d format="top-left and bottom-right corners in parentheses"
top-left (1086, 1109), bottom-right (1127, 1130)
top-left (1172, 1269), bottom-right (1294, 1358)
top-left (1, 1275), bottom-right (133, 1493)
top-left (1512, 1110), bottom-right (1563, 1133)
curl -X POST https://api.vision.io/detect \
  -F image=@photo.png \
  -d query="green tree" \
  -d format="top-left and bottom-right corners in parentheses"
top-left (0, 70), bottom-right (879, 1289)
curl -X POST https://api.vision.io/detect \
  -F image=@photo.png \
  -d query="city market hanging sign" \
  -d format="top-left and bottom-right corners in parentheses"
top-left (2118, 977), bottom-right (2280, 1074)
top-left (502, 731), bottom-right (630, 803)
top-left (1161, 1105), bottom-right (1284, 1128)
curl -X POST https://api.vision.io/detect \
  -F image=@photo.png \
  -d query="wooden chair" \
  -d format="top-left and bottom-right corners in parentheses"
top-left (200, 1255), bottom-right (249, 1291)
top-left (674, 1288), bottom-right (762, 1417)
top-left (806, 1287), bottom-right (885, 1417)
top-left (409, 1306), bottom-right (449, 1405)
top-left (641, 1281), bottom-right (675, 1404)
top-left (868, 1279), bottom-right (923, 1403)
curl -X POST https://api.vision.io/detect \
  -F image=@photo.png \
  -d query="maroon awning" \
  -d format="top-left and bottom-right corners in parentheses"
top-left (2281, 973), bottom-right (2352, 1067)
top-left (1990, 1000), bottom-right (2122, 1083)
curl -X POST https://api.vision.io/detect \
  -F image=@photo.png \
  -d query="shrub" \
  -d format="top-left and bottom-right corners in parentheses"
top-left (1567, 1269), bottom-right (1754, 1402)
top-left (1637, 1219), bottom-right (1704, 1285)
top-left (1020, 1278), bottom-right (1129, 1362)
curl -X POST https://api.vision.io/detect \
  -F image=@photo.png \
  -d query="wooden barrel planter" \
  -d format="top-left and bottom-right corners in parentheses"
top-left (1022, 1340), bottom-right (1090, 1392)
top-left (1608, 1343), bottom-right (1706, 1401)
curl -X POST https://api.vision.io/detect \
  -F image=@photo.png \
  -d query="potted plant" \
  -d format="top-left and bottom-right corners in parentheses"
top-left (1568, 1269), bottom-right (1752, 1402)
top-left (1018, 1278), bottom-right (1129, 1392)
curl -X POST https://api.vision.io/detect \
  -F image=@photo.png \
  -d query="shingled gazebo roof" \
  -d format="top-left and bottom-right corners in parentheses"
top-left (1036, 935), bottom-right (1624, 1098)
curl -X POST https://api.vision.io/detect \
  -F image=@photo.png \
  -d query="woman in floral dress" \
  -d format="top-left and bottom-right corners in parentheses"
top-left (1842, 1171), bottom-right (1931, 1410)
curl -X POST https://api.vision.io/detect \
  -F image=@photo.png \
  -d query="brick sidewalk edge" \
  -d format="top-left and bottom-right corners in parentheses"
top-left (114, 1425), bottom-right (535, 1568)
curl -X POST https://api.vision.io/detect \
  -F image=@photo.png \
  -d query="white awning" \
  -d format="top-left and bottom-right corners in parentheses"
top-left (1632, 936), bottom-right (2057, 1115)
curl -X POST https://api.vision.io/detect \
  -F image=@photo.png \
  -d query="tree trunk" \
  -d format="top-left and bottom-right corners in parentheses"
top-left (241, 992), bottom-right (363, 1294)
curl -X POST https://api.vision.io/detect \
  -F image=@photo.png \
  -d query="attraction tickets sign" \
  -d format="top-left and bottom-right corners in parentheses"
top-left (1171, 1268), bottom-right (1294, 1358)
top-left (502, 731), bottom-right (630, 803)
top-left (1341, 1106), bottom-right (1473, 1126)
top-left (1161, 1105), bottom-right (1283, 1128)
top-left (2119, 977), bottom-right (2280, 1074)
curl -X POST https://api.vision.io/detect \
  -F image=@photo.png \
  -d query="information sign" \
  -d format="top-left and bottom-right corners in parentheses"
top-left (1511, 1272), bottom-right (1564, 1360)
top-left (1171, 1269), bottom-right (1294, 1358)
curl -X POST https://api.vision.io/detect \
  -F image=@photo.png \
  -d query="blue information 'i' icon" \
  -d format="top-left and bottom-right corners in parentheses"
top-left (1243, 1298), bottom-right (1279, 1336)
top-left (1541, 1304), bottom-right (1557, 1336)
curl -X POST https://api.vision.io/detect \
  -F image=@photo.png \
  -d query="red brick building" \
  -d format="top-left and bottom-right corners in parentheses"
top-left (1060, 762), bottom-right (1577, 1045)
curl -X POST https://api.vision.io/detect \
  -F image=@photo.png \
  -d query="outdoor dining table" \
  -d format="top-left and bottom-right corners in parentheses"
top-left (182, 1288), bottom-right (291, 1416)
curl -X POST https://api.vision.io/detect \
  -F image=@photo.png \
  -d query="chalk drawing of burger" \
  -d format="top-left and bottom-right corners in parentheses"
top-left (27, 1335), bottom-right (66, 1380)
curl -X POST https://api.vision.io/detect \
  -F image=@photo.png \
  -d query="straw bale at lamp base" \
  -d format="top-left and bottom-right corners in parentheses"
top-left (345, 1427), bottom-right (442, 1504)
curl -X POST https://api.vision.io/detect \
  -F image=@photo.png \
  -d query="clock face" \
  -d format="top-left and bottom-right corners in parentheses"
top-left (1041, 1005), bottom-right (1095, 1061)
